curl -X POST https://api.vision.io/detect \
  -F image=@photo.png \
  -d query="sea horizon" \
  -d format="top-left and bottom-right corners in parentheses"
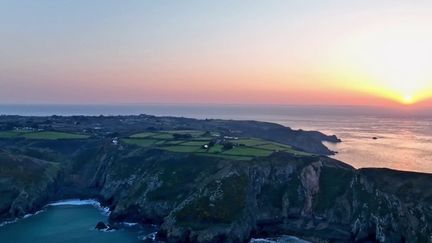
top-left (2, 1), bottom-right (432, 241)
top-left (1, 103), bottom-right (432, 118)
top-left (1, 103), bottom-right (431, 174)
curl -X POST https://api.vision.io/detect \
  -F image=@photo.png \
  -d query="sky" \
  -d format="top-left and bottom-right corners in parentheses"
top-left (1, 0), bottom-right (432, 107)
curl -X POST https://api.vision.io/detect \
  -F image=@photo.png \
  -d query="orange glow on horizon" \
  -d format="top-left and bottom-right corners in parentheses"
top-left (321, 16), bottom-right (432, 107)
top-left (2, 1), bottom-right (432, 108)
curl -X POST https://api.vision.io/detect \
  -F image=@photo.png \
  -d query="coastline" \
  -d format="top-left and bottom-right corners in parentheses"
top-left (0, 199), bottom-right (147, 230)
top-left (0, 199), bottom-right (106, 228)
top-left (46, 199), bottom-right (111, 215)
top-left (0, 115), bottom-right (431, 242)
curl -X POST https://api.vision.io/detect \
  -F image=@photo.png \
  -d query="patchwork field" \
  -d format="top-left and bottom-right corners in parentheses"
top-left (124, 130), bottom-right (311, 160)
top-left (0, 129), bottom-right (311, 159)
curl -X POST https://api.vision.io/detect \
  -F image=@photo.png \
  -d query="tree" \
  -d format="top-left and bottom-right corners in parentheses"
top-left (4, 122), bottom-right (17, 130)
top-left (222, 142), bottom-right (234, 150)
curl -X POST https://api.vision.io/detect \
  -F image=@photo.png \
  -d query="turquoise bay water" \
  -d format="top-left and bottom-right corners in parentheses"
top-left (0, 104), bottom-right (429, 241)
top-left (0, 202), bottom-right (154, 243)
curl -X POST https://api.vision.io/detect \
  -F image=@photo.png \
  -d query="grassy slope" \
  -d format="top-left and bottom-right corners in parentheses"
top-left (0, 151), bottom-right (61, 218)
top-left (123, 131), bottom-right (312, 160)
top-left (0, 130), bottom-right (89, 140)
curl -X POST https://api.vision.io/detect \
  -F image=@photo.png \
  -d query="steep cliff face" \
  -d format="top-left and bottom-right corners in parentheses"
top-left (0, 150), bottom-right (60, 221)
top-left (86, 147), bottom-right (432, 243)
top-left (0, 142), bottom-right (431, 242)
top-left (351, 169), bottom-right (432, 243)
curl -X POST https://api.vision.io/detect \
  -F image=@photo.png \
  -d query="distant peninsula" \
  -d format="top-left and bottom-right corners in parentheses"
top-left (0, 115), bottom-right (430, 242)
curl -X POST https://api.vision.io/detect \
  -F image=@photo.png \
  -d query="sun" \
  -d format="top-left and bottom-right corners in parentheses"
top-left (330, 21), bottom-right (432, 105)
top-left (354, 33), bottom-right (432, 105)
top-left (402, 94), bottom-right (414, 105)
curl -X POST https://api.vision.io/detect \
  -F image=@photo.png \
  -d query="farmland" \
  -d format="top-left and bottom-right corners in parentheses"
top-left (123, 130), bottom-right (311, 160)
top-left (0, 130), bottom-right (89, 140)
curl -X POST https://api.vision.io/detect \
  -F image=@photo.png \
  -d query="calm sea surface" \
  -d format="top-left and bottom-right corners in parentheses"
top-left (0, 200), bottom-right (155, 243)
top-left (1, 104), bottom-right (431, 173)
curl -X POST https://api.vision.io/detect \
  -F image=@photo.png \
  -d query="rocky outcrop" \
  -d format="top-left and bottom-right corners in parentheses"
top-left (300, 161), bottom-right (322, 215)
top-left (89, 148), bottom-right (432, 243)
top-left (0, 150), bottom-right (60, 222)
top-left (95, 221), bottom-right (108, 230)
top-left (0, 140), bottom-right (431, 242)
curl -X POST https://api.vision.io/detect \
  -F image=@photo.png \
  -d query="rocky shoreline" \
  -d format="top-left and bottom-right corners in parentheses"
top-left (1, 149), bottom-right (432, 242)
top-left (0, 199), bottom-right (108, 228)
top-left (0, 115), bottom-right (431, 242)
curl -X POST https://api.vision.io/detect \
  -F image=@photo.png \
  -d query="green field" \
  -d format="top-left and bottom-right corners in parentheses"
top-left (0, 130), bottom-right (30, 138)
top-left (207, 144), bottom-right (223, 153)
top-left (130, 132), bottom-right (156, 138)
top-left (234, 138), bottom-right (267, 146)
top-left (194, 153), bottom-right (252, 161)
top-left (163, 145), bottom-right (201, 153)
top-left (123, 138), bottom-right (158, 147)
top-left (257, 143), bottom-right (289, 151)
top-left (0, 130), bottom-right (89, 140)
top-left (179, 141), bottom-right (209, 146)
top-left (222, 147), bottom-right (273, 157)
top-left (165, 130), bottom-right (206, 136)
top-left (124, 130), bottom-right (312, 160)
top-left (131, 130), bottom-right (207, 139)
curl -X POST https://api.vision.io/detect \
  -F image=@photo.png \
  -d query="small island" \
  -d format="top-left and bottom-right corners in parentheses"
top-left (0, 115), bottom-right (430, 242)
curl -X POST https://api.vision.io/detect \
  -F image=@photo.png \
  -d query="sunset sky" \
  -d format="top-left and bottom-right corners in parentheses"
top-left (1, 0), bottom-right (432, 106)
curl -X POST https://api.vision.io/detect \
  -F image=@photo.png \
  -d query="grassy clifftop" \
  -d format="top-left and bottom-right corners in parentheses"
top-left (123, 130), bottom-right (311, 161)
top-left (0, 118), bottom-right (430, 242)
top-left (0, 115), bottom-right (340, 155)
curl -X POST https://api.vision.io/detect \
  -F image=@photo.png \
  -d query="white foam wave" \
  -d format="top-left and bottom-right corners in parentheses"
top-left (47, 199), bottom-right (99, 206)
top-left (0, 219), bottom-right (18, 227)
top-left (0, 199), bottom-right (111, 228)
top-left (98, 227), bottom-right (116, 233)
top-left (138, 231), bottom-right (157, 241)
top-left (47, 199), bottom-right (110, 215)
top-left (0, 209), bottom-right (46, 228)
top-left (23, 209), bottom-right (45, 219)
top-left (250, 236), bottom-right (311, 243)
top-left (122, 222), bottom-right (139, 227)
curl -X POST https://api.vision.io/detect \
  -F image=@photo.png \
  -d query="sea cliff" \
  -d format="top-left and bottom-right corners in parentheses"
top-left (0, 115), bottom-right (431, 242)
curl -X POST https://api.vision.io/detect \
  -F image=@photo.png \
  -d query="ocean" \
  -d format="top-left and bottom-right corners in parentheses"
top-left (0, 200), bottom-right (156, 243)
top-left (1, 104), bottom-right (431, 173)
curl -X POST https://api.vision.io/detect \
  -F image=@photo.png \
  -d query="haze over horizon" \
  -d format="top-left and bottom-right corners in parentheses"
top-left (1, 0), bottom-right (432, 107)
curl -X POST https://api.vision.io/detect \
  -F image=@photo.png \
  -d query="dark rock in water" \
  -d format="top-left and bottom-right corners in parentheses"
top-left (107, 223), bottom-right (119, 231)
top-left (0, 115), bottom-right (431, 243)
top-left (95, 221), bottom-right (108, 230)
top-left (328, 134), bottom-right (342, 143)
